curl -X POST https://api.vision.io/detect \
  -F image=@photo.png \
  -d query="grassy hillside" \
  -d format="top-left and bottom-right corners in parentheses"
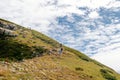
top-left (0, 18), bottom-right (120, 80)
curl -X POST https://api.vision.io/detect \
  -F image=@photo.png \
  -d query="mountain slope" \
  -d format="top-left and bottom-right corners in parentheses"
top-left (0, 18), bottom-right (120, 80)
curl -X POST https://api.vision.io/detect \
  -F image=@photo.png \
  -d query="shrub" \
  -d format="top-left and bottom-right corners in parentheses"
top-left (75, 67), bottom-right (84, 71)
top-left (91, 59), bottom-right (104, 67)
top-left (0, 39), bottom-right (33, 61)
top-left (32, 46), bottom-right (48, 57)
top-left (100, 69), bottom-right (117, 80)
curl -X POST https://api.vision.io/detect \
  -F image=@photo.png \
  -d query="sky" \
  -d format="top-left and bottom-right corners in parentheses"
top-left (0, 0), bottom-right (120, 73)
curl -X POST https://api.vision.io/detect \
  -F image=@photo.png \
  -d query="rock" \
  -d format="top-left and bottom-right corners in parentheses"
top-left (0, 27), bottom-right (17, 37)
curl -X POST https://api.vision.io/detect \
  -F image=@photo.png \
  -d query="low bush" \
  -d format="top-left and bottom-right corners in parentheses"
top-left (75, 67), bottom-right (84, 71)
top-left (0, 39), bottom-right (48, 61)
top-left (100, 69), bottom-right (117, 80)
top-left (0, 39), bottom-right (33, 61)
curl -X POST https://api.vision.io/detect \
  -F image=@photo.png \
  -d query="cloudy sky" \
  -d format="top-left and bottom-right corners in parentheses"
top-left (0, 0), bottom-right (120, 73)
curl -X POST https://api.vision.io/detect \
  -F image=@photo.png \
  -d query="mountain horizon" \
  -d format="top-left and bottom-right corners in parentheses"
top-left (0, 18), bottom-right (120, 80)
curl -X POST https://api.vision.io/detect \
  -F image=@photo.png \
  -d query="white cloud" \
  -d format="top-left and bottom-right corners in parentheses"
top-left (88, 11), bottom-right (100, 19)
top-left (0, 0), bottom-right (85, 33)
top-left (90, 24), bottom-right (120, 72)
top-left (77, 0), bottom-right (120, 9)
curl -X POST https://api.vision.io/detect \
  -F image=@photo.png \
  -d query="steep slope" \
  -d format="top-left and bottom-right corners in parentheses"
top-left (0, 18), bottom-right (120, 80)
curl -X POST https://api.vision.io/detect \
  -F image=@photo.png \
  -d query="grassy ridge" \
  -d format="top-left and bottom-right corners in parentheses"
top-left (0, 18), bottom-right (120, 80)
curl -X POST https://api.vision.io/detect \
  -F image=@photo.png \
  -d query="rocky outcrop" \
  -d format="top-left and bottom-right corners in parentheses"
top-left (0, 21), bottom-right (17, 37)
top-left (0, 21), bottom-right (15, 30)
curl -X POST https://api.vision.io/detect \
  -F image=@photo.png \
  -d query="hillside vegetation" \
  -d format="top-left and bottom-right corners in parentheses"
top-left (0, 18), bottom-right (120, 80)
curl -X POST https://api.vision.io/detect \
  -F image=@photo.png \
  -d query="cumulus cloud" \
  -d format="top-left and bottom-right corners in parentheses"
top-left (88, 11), bottom-right (100, 19)
top-left (0, 0), bottom-right (120, 73)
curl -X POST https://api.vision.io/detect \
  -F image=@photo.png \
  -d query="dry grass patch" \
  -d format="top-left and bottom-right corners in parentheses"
top-left (0, 68), bottom-right (9, 77)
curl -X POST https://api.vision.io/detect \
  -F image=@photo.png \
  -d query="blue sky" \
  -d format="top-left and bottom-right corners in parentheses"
top-left (0, 0), bottom-right (120, 73)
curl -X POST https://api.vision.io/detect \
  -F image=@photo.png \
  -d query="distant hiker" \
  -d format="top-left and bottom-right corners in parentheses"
top-left (58, 47), bottom-right (63, 55)
top-left (58, 44), bottom-right (63, 55)
top-left (58, 43), bottom-right (63, 55)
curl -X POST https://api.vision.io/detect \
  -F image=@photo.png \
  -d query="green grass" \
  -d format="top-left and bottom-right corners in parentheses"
top-left (100, 69), bottom-right (117, 80)
top-left (65, 47), bottom-right (90, 61)
top-left (0, 18), bottom-right (120, 80)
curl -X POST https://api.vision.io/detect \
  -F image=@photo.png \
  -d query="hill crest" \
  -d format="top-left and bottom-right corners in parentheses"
top-left (0, 18), bottom-right (120, 80)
